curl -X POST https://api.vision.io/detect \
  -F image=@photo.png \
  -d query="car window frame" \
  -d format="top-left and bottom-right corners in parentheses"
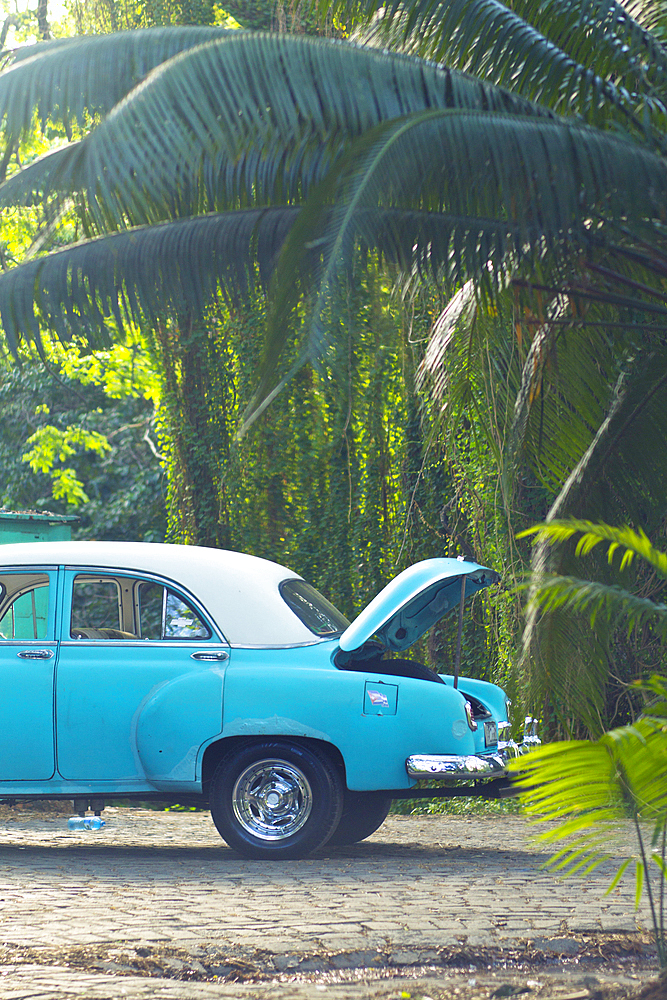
top-left (61, 566), bottom-right (226, 645)
top-left (0, 566), bottom-right (60, 643)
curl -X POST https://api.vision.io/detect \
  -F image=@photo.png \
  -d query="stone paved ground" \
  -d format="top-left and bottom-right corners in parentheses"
top-left (0, 806), bottom-right (659, 999)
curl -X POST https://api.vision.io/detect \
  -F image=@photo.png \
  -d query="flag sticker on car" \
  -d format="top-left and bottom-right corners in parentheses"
top-left (364, 681), bottom-right (398, 716)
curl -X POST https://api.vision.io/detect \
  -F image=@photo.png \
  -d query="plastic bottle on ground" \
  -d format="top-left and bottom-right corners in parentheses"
top-left (67, 815), bottom-right (106, 831)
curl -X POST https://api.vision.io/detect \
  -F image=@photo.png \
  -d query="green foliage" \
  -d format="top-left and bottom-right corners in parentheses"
top-left (22, 421), bottom-right (112, 505)
top-left (517, 520), bottom-right (667, 733)
top-left (68, 0), bottom-right (228, 32)
top-left (511, 675), bottom-right (667, 965)
top-left (521, 521), bottom-right (667, 578)
top-left (313, 0), bottom-right (667, 734)
top-left (0, 351), bottom-right (166, 541)
top-left (149, 271), bottom-right (503, 649)
top-left (390, 794), bottom-right (522, 816)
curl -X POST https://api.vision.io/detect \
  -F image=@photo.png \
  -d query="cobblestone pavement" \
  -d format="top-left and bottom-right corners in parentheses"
top-left (0, 807), bottom-right (657, 999)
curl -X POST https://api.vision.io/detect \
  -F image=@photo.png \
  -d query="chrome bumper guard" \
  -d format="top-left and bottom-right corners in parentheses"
top-left (497, 716), bottom-right (540, 757)
top-left (406, 716), bottom-right (540, 783)
top-left (406, 752), bottom-right (508, 781)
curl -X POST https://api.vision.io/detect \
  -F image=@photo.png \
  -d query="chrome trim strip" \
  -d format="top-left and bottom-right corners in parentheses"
top-left (406, 753), bottom-right (507, 781)
top-left (59, 640), bottom-right (230, 650)
top-left (227, 640), bottom-right (328, 650)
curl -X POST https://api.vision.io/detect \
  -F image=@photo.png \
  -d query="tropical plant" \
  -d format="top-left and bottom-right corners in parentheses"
top-left (313, 0), bottom-right (667, 732)
top-left (0, 345), bottom-right (167, 540)
top-left (518, 519), bottom-right (667, 729)
top-left (513, 520), bottom-right (667, 961)
top-left (511, 676), bottom-right (667, 969)
top-left (0, 23), bottom-right (663, 397)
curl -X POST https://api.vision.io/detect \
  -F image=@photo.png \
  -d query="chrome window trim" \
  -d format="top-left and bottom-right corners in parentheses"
top-left (0, 638), bottom-right (58, 645)
top-left (63, 564), bottom-right (226, 643)
top-left (59, 639), bottom-right (230, 649)
top-left (161, 585), bottom-right (167, 639)
top-left (0, 564), bottom-right (59, 572)
top-left (227, 639), bottom-right (332, 650)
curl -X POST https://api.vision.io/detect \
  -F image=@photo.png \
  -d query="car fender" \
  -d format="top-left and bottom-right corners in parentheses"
top-left (135, 663), bottom-right (225, 788)
top-left (452, 676), bottom-right (509, 720)
top-left (222, 648), bottom-right (478, 790)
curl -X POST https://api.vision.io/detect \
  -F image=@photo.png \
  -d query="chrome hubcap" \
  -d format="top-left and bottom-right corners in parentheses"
top-left (232, 758), bottom-right (313, 841)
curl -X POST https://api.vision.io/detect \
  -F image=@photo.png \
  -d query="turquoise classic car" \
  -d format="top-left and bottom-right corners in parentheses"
top-left (0, 541), bottom-right (537, 858)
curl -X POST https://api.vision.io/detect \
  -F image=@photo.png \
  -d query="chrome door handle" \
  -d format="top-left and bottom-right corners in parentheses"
top-left (190, 650), bottom-right (229, 661)
top-left (17, 649), bottom-right (54, 659)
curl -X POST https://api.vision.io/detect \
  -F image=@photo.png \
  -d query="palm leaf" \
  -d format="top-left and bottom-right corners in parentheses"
top-left (520, 520), bottom-right (667, 576)
top-left (511, 725), bottom-right (667, 827)
top-left (0, 32), bottom-right (550, 225)
top-left (511, 0), bottom-right (667, 93)
top-left (329, 0), bottom-right (667, 140)
top-left (0, 143), bottom-right (83, 209)
top-left (511, 709), bottom-right (667, 873)
top-left (509, 694), bottom-right (667, 964)
top-left (0, 207), bottom-right (300, 355)
top-left (0, 27), bottom-right (232, 139)
top-left (240, 107), bottom-right (667, 429)
top-left (521, 514), bottom-right (667, 734)
top-left (525, 573), bottom-right (667, 636)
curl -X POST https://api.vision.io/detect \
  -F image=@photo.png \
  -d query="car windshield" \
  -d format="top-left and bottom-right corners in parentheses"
top-left (280, 580), bottom-right (349, 637)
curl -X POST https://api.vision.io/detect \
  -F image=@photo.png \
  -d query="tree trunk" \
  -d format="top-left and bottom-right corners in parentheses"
top-left (155, 317), bottom-right (231, 550)
top-left (37, 0), bottom-right (51, 39)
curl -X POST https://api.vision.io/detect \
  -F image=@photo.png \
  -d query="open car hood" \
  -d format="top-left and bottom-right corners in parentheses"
top-left (338, 558), bottom-right (500, 653)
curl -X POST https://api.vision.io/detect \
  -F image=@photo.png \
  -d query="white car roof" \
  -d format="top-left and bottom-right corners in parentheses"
top-left (0, 541), bottom-right (318, 646)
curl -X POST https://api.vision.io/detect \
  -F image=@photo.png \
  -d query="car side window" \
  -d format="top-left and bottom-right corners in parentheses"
top-left (0, 574), bottom-right (50, 640)
top-left (71, 577), bottom-right (125, 639)
top-left (136, 581), bottom-right (163, 640)
top-left (70, 573), bottom-right (212, 641)
top-left (136, 581), bottom-right (211, 640)
top-left (164, 591), bottom-right (210, 639)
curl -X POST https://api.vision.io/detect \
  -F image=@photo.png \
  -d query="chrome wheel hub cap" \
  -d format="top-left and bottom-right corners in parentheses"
top-left (232, 759), bottom-right (313, 841)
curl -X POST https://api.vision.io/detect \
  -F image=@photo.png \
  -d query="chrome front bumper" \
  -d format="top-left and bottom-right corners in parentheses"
top-left (406, 717), bottom-right (540, 782)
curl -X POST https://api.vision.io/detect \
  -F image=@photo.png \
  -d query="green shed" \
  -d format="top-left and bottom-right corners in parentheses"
top-left (0, 509), bottom-right (78, 544)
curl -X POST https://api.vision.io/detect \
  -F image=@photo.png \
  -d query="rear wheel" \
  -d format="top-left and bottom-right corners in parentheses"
top-left (210, 740), bottom-right (343, 859)
top-left (327, 790), bottom-right (392, 846)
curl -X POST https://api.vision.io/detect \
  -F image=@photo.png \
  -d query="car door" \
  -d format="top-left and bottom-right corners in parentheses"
top-left (56, 569), bottom-right (229, 783)
top-left (0, 568), bottom-right (59, 780)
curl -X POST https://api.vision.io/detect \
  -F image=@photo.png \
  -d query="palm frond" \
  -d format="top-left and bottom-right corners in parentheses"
top-left (526, 573), bottom-right (667, 636)
top-left (520, 520), bottom-right (667, 577)
top-left (0, 27), bottom-right (232, 138)
top-left (502, 305), bottom-right (667, 496)
top-left (518, 354), bottom-right (667, 735)
top-left (330, 0), bottom-right (667, 139)
top-left (512, 0), bottom-right (667, 93)
top-left (240, 108), bottom-right (667, 429)
top-left (521, 602), bottom-right (613, 735)
top-left (0, 33), bottom-right (550, 222)
top-left (0, 207), bottom-right (299, 355)
top-left (0, 143), bottom-right (83, 209)
top-left (510, 711), bottom-right (667, 876)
